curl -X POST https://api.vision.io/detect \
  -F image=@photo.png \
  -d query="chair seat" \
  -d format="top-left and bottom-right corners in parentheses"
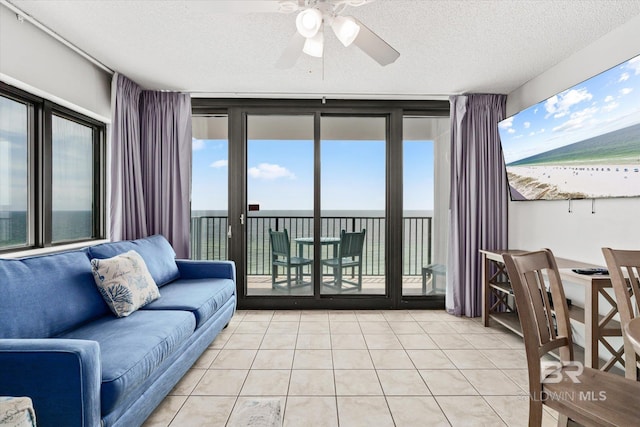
top-left (543, 366), bottom-right (640, 426)
top-left (322, 257), bottom-right (360, 268)
top-left (273, 257), bottom-right (313, 267)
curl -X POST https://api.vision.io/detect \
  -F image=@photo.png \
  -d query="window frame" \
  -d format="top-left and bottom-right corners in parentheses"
top-left (0, 81), bottom-right (106, 253)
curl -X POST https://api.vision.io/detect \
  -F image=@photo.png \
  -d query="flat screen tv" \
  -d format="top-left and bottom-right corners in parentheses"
top-left (498, 53), bottom-right (640, 201)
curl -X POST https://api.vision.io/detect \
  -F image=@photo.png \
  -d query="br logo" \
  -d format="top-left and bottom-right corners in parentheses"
top-left (540, 360), bottom-right (583, 384)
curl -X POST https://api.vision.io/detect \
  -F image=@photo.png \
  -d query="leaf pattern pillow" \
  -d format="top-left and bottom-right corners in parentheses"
top-left (91, 250), bottom-right (160, 317)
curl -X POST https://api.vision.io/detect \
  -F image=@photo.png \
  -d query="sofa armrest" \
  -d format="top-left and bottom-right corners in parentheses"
top-left (176, 259), bottom-right (236, 282)
top-left (0, 339), bottom-right (101, 427)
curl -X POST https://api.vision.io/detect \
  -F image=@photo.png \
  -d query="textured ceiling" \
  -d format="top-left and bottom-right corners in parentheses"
top-left (9, 0), bottom-right (640, 98)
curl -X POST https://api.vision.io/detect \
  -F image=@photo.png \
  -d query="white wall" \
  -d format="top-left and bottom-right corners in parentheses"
top-left (506, 14), bottom-right (640, 266)
top-left (0, 3), bottom-right (111, 121)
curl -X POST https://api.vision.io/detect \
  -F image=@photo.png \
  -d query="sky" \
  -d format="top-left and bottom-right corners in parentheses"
top-left (0, 96), bottom-right (93, 211)
top-left (1, 96), bottom-right (94, 211)
top-left (498, 54), bottom-right (640, 164)
top-left (191, 138), bottom-right (434, 212)
top-left (2, 95), bottom-right (436, 213)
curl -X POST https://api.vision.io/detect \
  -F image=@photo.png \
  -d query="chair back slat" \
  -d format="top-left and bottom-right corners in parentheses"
top-left (602, 247), bottom-right (640, 379)
top-left (269, 229), bottom-right (291, 258)
top-left (339, 229), bottom-right (366, 258)
top-left (603, 248), bottom-right (640, 326)
top-left (503, 249), bottom-right (573, 364)
top-left (522, 268), bottom-right (552, 345)
top-left (627, 266), bottom-right (640, 317)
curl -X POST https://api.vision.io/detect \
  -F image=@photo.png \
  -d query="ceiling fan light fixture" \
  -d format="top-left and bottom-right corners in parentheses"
top-left (331, 15), bottom-right (360, 47)
top-left (296, 8), bottom-right (323, 38)
top-left (302, 30), bottom-right (324, 57)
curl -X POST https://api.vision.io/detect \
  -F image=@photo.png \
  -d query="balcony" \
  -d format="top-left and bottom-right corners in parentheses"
top-left (191, 214), bottom-right (442, 296)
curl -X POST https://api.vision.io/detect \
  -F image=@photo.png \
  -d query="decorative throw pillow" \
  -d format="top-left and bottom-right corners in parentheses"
top-left (91, 250), bottom-right (160, 317)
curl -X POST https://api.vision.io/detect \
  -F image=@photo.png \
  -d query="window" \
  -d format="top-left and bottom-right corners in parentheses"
top-left (0, 83), bottom-right (105, 251)
top-left (51, 115), bottom-right (95, 243)
top-left (0, 95), bottom-right (29, 249)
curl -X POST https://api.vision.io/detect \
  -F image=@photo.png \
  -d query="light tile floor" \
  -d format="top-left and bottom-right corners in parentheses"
top-left (142, 310), bottom-right (559, 427)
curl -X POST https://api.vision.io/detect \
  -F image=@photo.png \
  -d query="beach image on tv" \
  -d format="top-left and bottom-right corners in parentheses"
top-left (498, 54), bottom-right (640, 200)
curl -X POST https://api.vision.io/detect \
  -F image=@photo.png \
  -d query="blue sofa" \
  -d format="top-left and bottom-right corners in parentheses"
top-left (0, 235), bottom-right (236, 427)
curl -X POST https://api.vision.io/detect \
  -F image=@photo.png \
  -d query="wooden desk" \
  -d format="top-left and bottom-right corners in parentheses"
top-left (480, 249), bottom-right (622, 372)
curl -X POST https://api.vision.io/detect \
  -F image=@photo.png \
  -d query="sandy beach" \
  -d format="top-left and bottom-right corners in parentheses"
top-left (507, 164), bottom-right (640, 199)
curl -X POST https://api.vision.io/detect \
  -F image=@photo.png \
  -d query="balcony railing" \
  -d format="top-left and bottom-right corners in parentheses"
top-left (191, 215), bottom-right (432, 276)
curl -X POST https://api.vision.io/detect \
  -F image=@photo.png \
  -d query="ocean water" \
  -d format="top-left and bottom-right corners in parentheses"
top-left (0, 211), bottom-right (93, 247)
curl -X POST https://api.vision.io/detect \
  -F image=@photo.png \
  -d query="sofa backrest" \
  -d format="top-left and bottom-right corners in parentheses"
top-left (0, 250), bottom-right (110, 339)
top-left (87, 234), bottom-right (180, 287)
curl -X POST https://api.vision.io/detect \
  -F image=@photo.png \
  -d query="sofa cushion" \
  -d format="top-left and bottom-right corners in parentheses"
top-left (88, 235), bottom-right (180, 287)
top-left (57, 310), bottom-right (195, 415)
top-left (140, 278), bottom-right (235, 328)
top-left (91, 251), bottom-right (161, 317)
top-left (0, 250), bottom-right (110, 339)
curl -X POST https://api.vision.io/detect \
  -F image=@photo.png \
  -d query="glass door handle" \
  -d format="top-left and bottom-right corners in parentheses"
top-left (227, 225), bottom-right (232, 239)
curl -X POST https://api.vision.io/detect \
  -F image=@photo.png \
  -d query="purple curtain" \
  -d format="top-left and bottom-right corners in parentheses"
top-left (111, 74), bottom-right (192, 258)
top-left (446, 94), bottom-right (508, 317)
top-left (140, 91), bottom-right (192, 258)
top-left (110, 74), bottom-right (147, 240)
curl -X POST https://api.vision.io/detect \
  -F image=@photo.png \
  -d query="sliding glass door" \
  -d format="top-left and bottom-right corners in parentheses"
top-left (246, 115), bottom-right (314, 296)
top-left (320, 116), bottom-right (386, 295)
top-left (191, 98), bottom-right (449, 309)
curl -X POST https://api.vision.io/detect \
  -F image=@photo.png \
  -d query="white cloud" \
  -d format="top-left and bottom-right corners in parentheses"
top-left (545, 88), bottom-right (593, 119)
top-left (602, 101), bottom-right (619, 113)
top-left (604, 95), bottom-right (614, 103)
top-left (507, 128), bottom-right (515, 134)
top-left (498, 116), bottom-right (513, 129)
top-left (552, 107), bottom-right (598, 133)
top-left (248, 163), bottom-right (295, 180)
top-left (620, 87), bottom-right (633, 96)
top-left (533, 108), bottom-right (539, 114)
top-left (210, 159), bottom-right (228, 168)
top-left (192, 138), bottom-right (205, 151)
top-left (628, 55), bottom-right (640, 75)
top-left (619, 72), bottom-right (630, 82)
top-left (523, 122), bottom-right (531, 129)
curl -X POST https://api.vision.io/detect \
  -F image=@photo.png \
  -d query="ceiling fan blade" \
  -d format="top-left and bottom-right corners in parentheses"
top-left (276, 32), bottom-right (305, 68)
top-left (352, 19), bottom-right (400, 66)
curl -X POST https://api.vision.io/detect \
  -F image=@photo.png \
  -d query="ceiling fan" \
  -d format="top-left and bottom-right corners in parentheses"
top-left (275, 0), bottom-right (400, 68)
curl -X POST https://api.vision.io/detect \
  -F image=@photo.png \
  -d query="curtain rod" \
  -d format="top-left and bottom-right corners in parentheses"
top-left (1, 0), bottom-right (114, 75)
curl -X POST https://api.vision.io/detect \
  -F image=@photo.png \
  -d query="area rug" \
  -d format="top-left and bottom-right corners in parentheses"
top-left (227, 399), bottom-right (282, 427)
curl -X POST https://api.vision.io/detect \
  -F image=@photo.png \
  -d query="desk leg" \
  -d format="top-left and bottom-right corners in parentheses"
top-left (585, 283), bottom-right (599, 369)
top-left (482, 253), bottom-right (490, 327)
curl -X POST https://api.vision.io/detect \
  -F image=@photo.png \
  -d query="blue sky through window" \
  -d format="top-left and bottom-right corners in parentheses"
top-left (191, 138), bottom-right (434, 212)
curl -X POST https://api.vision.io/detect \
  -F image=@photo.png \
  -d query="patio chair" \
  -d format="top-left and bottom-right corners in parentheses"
top-left (322, 229), bottom-right (366, 291)
top-left (602, 247), bottom-right (640, 380)
top-left (503, 248), bottom-right (640, 427)
top-left (269, 228), bottom-right (313, 290)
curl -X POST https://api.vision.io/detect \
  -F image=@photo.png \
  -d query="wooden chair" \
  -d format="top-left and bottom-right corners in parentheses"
top-left (503, 249), bottom-right (640, 427)
top-left (322, 229), bottom-right (366, 291)
top-left (602, 247), bottom-right (640, 380)
top-left (269, 228), bottom-right (313, 290)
